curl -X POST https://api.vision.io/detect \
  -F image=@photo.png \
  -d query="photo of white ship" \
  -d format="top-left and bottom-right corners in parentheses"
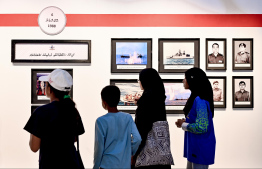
top-left (163, 42), bottom-right (195, 65)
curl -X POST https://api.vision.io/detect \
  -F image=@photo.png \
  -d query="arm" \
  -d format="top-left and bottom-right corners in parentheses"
top-left (29, 134), bottom-right (41, 152)
top-left (93, 119), bottom-right (105, 169)
top-left (186, 99), bottom-right (209, 134)
top-left (131, 119), bottom-right (142, 156)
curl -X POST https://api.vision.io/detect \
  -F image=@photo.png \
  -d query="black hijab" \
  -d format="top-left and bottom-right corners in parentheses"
top-left (138, 68), bottom-right (166, 101)
top-left (183, 67), bottom-right (214, 118)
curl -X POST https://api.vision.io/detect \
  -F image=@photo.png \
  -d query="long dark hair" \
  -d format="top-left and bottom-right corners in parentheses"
top-left (183, 67), bottom-right (214, 118)
top-left (139, 68), bottom-right (166, 101)
top-left (48, 82), bottom-right (80, 120)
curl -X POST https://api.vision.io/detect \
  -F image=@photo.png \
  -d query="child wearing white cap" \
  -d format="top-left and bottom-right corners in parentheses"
top-left (24, 69), bottom-right (85, 169)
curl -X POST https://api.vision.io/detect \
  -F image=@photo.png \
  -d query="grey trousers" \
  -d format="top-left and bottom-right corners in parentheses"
top-left (187, 161), bottom-right (209, 169)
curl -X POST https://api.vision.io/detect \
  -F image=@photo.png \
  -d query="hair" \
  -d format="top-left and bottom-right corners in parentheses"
top-left (47, 82), bottom-right (79, 120)
top-left (239, 81), bottom-right (246, 85)
top-left (212, 43), bottom-right (219, 48)
top-left (183, 67), bottom-right (214, 118)
top-left (139, 68), bottom-right (165, 100)
top-left (239, 43), bottom-right (246, 48)
top-left (101, 85), bottom-right (120, 107)
top-left (213, 81), bottom-right (219, 85)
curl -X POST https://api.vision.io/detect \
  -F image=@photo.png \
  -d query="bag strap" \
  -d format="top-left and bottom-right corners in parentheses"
top-left (77, 135), bottom-right (80, 152)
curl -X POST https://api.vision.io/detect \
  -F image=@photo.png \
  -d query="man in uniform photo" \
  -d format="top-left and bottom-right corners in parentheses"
top-left (235, 43), bottom-right (250, 63)
top-left (208, 43), bottom-right (224, 64)
top-left (212, 81), bottom-right (223, 101)
top-left (235, 81), bottom-right (250, 101)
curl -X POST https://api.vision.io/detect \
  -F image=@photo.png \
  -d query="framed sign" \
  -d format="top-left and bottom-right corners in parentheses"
top-left (163, 79), bottom-right (191, 114)
top-left (206, 38), bottom-right (227, 70)
top-left (12, 40), bottom-right (91, 63)
top-left (158, 38), bottom-right (200, 73)
top-left (232, 38), bottom-right (253, 70)
top-left (110, 79), bottom-right (143, 113)
top-left (111, 38), bottom-right (152, 73)
top-left (232, 76), bottom-right (253, 108)
top-left (31, 69), bottom-right (73, 104)
top-left (208, 76), bottom-right (227, 108)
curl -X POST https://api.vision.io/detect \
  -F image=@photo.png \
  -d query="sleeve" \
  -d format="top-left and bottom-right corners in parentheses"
top-left (187, 98), bottom-right (209, 134)
top-left (247, 92), bottom-right (250, 101)
top-left (76, 117), bottom-right (85, 136)
top-left (93, 119), bottom-right (105, 169)
top-left (130, 117), bottom-right (142, 156)
top-left (220, 89), bottom-right (223, 101)
top-left (235, 92), bottom-right (238, 101)
top-left (23, 109), bottom-right (44, 138)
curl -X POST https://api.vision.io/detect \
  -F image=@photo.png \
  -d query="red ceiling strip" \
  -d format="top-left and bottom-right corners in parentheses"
top-left (0, 14), bottom-right (261, 27)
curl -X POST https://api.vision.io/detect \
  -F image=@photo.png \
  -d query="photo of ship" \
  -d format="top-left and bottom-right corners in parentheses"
top-left (164, 83), bottom-right (191, 106)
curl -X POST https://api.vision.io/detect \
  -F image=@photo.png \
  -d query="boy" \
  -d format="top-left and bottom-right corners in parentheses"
top-left (93, 85), bottom-right (141, 169)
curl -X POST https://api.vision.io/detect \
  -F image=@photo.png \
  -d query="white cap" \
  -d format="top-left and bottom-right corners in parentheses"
top-left (39, 69), bottom-right (73, 91)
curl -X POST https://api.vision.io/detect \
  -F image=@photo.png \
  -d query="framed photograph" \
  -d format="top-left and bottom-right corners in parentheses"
top-left (232, 38), bottom-right (253, 70)
top-left (232, 76), bottom-right (253, 108)
top-left (208, 76), bottom-right (227, 108)
top-left (31, 69), bottom-right (73, 104)
top-left (163, 79), bottom-right (191, 114)
top-left (158, 38), bottom-right (200, 73)
top-left (111, 38), bottom-right (152, 73)
top-left (12, 40), bottom-right (91, 63)
top-left (206, 39), bottom-right (227, 70)
top-left (110, 79), bottom-right (143, 113)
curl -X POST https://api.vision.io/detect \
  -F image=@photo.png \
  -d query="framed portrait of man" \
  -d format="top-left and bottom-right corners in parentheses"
top-left (232, 38), bottom-right (253, 70)
top-left (208, 76), bottom-right (226, 108)
top-left (158, 38), bottom-right (200, 73)
top-left (110, 79), bottom-right (143, 113)
top-left (163, 79), bottom-right (191, 114)
top-left (232, 76), bottom-right (253, 108)
top-left (31, 69), bottom-right (73, 104)
top-left (206, 39), bottom-right (226, 70)
top-left (111, 39), bottom-right (152, 73)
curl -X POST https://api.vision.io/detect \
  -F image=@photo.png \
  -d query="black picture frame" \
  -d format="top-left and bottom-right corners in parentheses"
top-left (12, 40), bottom-right (91, 63)
top-left (208, 76), bottom-right (227, 108)
top-left (110, 79), bottom-right (142, 113)
top-left (162, 79), bottom-right (190, 114)
top-left (111, 38), bottom-right (152, 73)
top-left (31, 69), bottom-right (73, 104)
top-left (232, 38), bottom-right (253, 70)
top-left (232, 76), bottom-right (253, 108)
top-left (206, 38), bottom-right (227, 70)
top-left (158, 38), bottom-right (200, 73)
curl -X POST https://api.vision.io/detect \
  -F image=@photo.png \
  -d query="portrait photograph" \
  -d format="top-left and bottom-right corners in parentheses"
top-left (31, 69), bottom-right (73, 104)
top-left (110, 79), bottom-right (143, 113)
top-left (233, 38), bottom-right (253, 70)
top-left (159, 38), bottom-right (200, 73)
top-left (163, 79), bottom-right (191, 114)
top-left (232, 76), bottom-right (253, 108)
top-left (208, 76), bottom-right (227, 108)
top-left (111, 39), bottom-right (152, 73)
top-left (206, 39), bottom-right (227, 70)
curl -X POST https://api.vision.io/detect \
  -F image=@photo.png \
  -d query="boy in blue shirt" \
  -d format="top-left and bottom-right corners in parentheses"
top-left (93, 85), bottom-right (142, 169)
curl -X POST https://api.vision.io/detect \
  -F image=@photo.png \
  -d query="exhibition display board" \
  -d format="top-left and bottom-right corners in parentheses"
top-left (0, 0), bottom-right (261, 168)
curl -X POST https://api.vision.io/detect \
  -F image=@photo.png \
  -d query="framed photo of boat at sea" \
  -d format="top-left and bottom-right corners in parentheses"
top-left (206, 38), bottom-right (227, 70)
top-left (31, 69), bottom-right (73, 104)
top-left (232, 76), bottom-right (253, 108)
top-left (111, 38), bottom-right (152, 73)
top-left (110, 79), bottom-right (143, 113)
top-left (158, 38), bottom-right (200, 73)
top-left (163, 79), bottom-right (191, 114)
top-left (232, 38), bottom-right (253, 70)
top-left (208, 76), bottom-right (227, 108)
top-left (12, 40), bottom-right (91, 63)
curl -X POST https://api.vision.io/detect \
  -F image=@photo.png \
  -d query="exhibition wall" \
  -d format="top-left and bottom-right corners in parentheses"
top-left (0, 0), bottom-right (262, 168)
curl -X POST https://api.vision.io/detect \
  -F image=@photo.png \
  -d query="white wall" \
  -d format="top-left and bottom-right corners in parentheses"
top-left (0, 0), bottom-right (262, 168)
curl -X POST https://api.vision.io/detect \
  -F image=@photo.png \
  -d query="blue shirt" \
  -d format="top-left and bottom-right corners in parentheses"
top-left (93, 112), bottom-right (142, 169)
top-left (184, 96), bottom-right (216, 165)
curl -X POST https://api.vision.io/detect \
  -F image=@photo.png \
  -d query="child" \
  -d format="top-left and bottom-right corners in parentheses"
top-left (93, 85), bottom-right (141, 169)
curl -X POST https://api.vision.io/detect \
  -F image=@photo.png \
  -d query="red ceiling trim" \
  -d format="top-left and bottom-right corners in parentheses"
top-left (0, 14), bottom-right (261, 27)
